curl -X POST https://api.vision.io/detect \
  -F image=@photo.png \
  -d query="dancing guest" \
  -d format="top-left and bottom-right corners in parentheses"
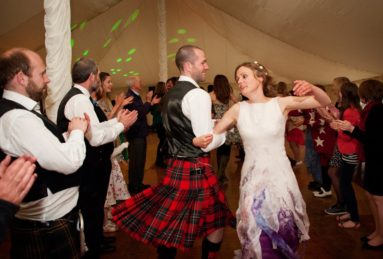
top-left (113, 45), bottom-right (235, 259)
top-left (195, 61), bottom-right (331, 258)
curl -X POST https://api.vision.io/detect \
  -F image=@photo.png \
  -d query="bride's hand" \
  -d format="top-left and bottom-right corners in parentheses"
top-left (193, 134), bottom-right (213, 148)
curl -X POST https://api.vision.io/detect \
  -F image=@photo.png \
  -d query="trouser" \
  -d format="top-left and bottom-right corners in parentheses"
top-left (321, 165), bottom-right (332, 191)
top-left (127, 137), bottom-right (147, 190)
top-left (217, 144), bottom-right (231, 179)
top-left (304, 129), bottom-right (322, 183)
top-left (339, 159), bottom-right (359, 222)
top-left (155, 125), bottom-right (166, 165)
top-left (79, 159), bottom-right (112, 257)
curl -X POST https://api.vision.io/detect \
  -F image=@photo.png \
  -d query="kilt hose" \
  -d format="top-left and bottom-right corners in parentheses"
top-left (112, 156), bottom-right (236, 251)
top-left (10, 211), bottom-right (80, 259)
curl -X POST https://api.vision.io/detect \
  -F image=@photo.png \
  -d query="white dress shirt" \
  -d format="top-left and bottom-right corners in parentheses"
top-left (0, 90), bottom-right (86, 221)
top-left (63, 84), bottom-right (124, 146)
top-left (179, 75), bottom-right (225, 152)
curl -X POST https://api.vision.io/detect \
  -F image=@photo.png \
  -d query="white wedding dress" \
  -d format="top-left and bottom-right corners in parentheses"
top-left (235, 98), bottom-right (310, 259)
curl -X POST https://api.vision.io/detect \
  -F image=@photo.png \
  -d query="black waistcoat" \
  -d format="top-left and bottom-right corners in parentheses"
top-left (56, 87), bottom-right (114, 179)
top-left (161, 81), bottom-right (205, 158)
top-left (0, 98), bottom-right (80, 202)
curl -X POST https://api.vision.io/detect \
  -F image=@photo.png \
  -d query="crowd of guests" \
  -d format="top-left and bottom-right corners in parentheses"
top-left (0, 44), bottom-right (382, 259)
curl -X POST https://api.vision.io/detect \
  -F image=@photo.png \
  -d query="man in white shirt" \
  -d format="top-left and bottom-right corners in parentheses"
top-left (111, 45), bottom-right (235, 259)
top-left (0, 48), bottom-right (88, 258)
top-left (56, 57), bottom-right (137, 258)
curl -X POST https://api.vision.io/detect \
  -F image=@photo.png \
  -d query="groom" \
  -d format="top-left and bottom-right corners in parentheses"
top-left (158, 45), bottom-right (235, 258)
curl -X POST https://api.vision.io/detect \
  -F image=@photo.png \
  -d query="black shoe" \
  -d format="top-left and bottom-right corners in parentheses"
top-left (100, 243), bottom-right (116, 254)
top-left (308, 181), bottom-right (322, 191)
top-left (103, 235), bottom-right (116, 244)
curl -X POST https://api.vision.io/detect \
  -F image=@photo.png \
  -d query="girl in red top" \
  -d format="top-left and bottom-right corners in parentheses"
top-left (331, 82), bottom-right (361, 228)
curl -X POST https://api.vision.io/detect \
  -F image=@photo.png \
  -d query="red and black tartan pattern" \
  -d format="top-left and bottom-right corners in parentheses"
top-left (112, 157), bottom-right (236, 250)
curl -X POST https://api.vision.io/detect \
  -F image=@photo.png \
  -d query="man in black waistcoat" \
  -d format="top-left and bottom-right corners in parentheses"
top-left (57, 57), bottom-right (137, 258)
top-left (111, 45), bottom-right (235, 259)
top-left (0, 48), bottom-right (89, 258)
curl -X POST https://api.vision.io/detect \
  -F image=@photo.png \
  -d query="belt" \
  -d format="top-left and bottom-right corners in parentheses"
top-left (13, 208), bottom-right (78, 228)
top-left (169, 154), bottom-right (209, 162)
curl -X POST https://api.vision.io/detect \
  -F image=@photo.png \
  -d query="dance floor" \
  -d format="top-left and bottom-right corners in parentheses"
top-left (1, 132), bottom-right (382, 258)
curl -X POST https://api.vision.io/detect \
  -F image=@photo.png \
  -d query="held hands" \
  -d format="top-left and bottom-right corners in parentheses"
top-left (117, 109), bottom-right (138, 130)
top-left (0, 155), bottom-right (37, 205)
top-left (292, 80), bottom-right (314, 96)
top-left (68, 114), bottom-right (89, 134)
top-left (193, 134), bottom-right (213, 148)
top-left (332, 119), bottom-right (354, 132)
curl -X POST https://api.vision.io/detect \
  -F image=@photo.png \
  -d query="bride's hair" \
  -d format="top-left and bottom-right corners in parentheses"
top-left (234, 62), bottom-right (275, 97)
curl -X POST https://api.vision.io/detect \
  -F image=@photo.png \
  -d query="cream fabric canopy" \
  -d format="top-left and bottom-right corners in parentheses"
top-left (1, 0), bottom-right (382, 118)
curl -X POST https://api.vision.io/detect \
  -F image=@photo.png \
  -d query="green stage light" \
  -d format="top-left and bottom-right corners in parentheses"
top-left (79, 21), bottom-right (87, 30)
top-left (103, 38), bottom-right (112, 48)
top-left (177, 28), bottom-right (187, 34)
top-left (111, 19), bottom-right (122, 32)
top-left (168, 38), bottom-right (179, 44)
top-left (127, 48), bottom-right (136, 55)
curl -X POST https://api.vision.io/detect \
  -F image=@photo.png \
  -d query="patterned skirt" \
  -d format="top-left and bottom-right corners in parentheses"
top-left (112, 156), bottom-right (236, 250)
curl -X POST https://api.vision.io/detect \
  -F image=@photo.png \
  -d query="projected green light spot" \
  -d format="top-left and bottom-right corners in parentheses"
top-left (186, 38), bottom-right (197, 43)
top-left (79, 21), bottom-right (87, 30)
top-left (111, 19), bottom-right (122, 32)
top-left (75, 57), bottom-right (81, 62)
top-left (127, 48), bottom-right (136, 55)
top-left (131, 9), bottom-right (140, 22)
top-left (116, 68), bottom-right (121, 72)
top-left (83, 50), bottom-right (89, 56)
top-left (168, 38), bottom-right (179, 44)
top-left (103, 38), bottom-right (112, 48)
top-left (71, 24), bottom-right (78, 31)
top-left (124, 9), bottom-right (140, 28)
top-left (177, 29), bottom-right (187, 34)
top-left (133, 72), bottom-right (140, 76)
top-left (110, 68), bottom-right (115, 72)
top-left (125, 57), bottom-right (133, 62)
top-left (70, 39), bottom-right (75, 48)
top-left (129, 71), bottom-right (135, 74)
top-left (167, 53), bottom-right (176, 59)
top-left (123, 73), bottom-right (129, 77)
top-left (112, 71), bottom-right (117, 75)
top-left (116, 58), bottom-right (123, 63)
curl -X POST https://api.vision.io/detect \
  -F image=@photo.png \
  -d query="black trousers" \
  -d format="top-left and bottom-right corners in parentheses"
top-left (78, 158), bottom-right (112, 257)
top-left (127, 137), bottom-right (147, 190)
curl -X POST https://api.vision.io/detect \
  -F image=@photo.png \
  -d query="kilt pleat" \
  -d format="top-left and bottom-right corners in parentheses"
top-left (112, 157), bottom-right (236, 250)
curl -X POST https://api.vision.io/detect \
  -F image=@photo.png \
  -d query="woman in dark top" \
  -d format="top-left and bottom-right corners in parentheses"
top-left (337, 79), bottom-right (383, 249)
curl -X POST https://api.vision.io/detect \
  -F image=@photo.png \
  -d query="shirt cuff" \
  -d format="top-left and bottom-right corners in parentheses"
top-left (68, 129), bottom-right (85, 140)
top-left (116, 122), bottom-right (124, 133)
top-left (202, 132), bottom-right (226, 153)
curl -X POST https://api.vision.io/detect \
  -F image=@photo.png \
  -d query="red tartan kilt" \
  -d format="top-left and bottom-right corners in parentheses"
top-left (112, 156), bottom-right (236, 250)
top-left (286, 128), bottom-right (305, 145)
